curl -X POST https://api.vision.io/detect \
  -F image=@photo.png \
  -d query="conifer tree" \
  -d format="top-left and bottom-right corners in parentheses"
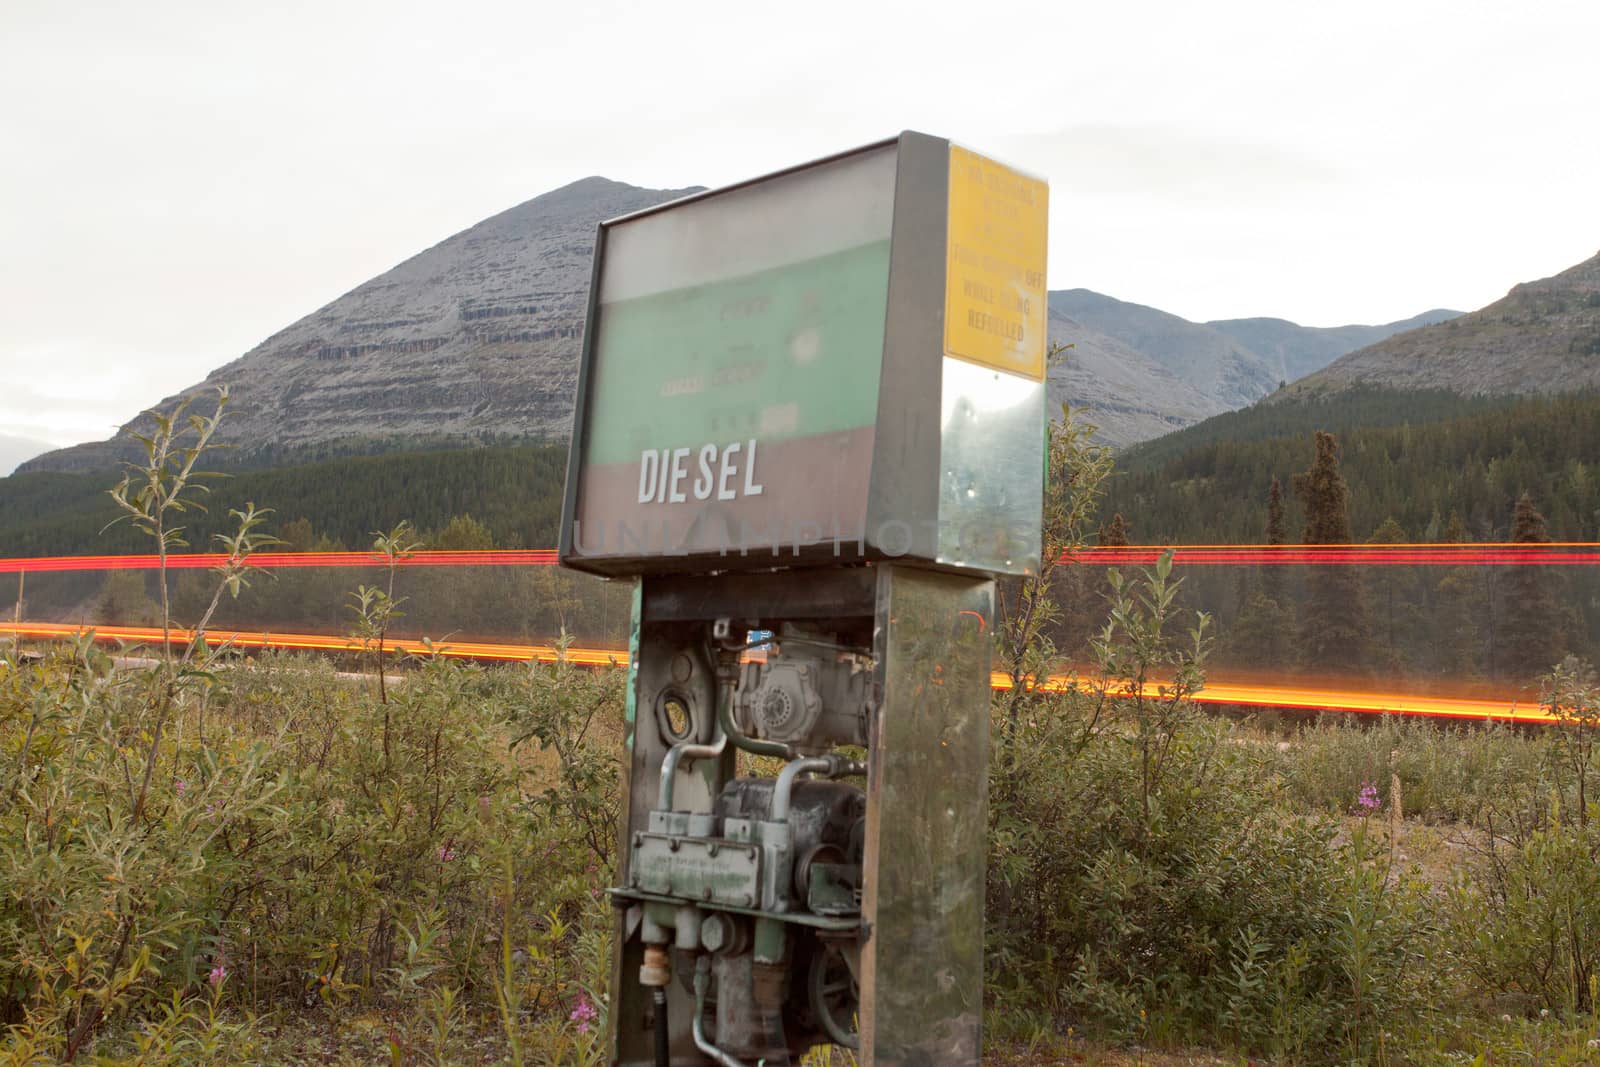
top-left (1429, 509), bottom-right (1484, 676)
top-left (1291, 431), bottom-right (1369, 672)
top-left (1497, 492), bottom-right (1563, 680)
top-left (1098, 512), bottom-right (1130, 547)
top-left (1266, 477), bottom-right (1287, 546)
top-left (1263, 477), bottom-right (1288, 603)
top-left (1366, 517), bottom-right (1416, 672)
top-left (1221, 478), bottom-right (1300, 670)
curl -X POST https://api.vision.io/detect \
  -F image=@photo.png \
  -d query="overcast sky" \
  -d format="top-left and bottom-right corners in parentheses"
top-left (3, 0), bottom-right (1598, 467)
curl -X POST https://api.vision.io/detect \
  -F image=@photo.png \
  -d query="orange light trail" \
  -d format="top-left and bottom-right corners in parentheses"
top-left (1, 543), bottom-right (1599, 573)
top-left (2, 622), bottom-right (1558, 725)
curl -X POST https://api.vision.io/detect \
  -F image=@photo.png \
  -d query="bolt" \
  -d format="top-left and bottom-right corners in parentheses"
top-left (633, 833), bottom-right (643, 847)
top-left (744, 893), bottom-right (755, 907)
top-left (708, 842), bottom-right (720, 857)
top-left (702, 888), bottom-right (713, 901)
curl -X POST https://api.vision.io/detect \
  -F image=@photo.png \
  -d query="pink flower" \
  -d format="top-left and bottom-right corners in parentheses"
top-left (570, 995), bottom-right (598, 1034)
top-left (174, 780), bottom-right (186, 797)
top-left (208, 964), bottom-right (227, 987)
top-left (437, 845), bottom-right (457, 863)
top-left (1357, 781), bottom-right (1381, 813)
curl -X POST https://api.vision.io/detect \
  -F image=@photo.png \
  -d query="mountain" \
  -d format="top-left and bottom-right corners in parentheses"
top-left (1283, 252), bottom-right (1600, 398)
top-left (1049, 290), bottom-right (1463, 414)
top-left (0, 434), bottom-right (54, 477)
top-left (18, 177), bottom-right (1464, 472)
top-left (1044, 309), bottom-right (1213, 443)
top-left (1207, 309), bottom-right (1461, 385)
top-left (20, 177), bottom-right (701, 473)
top-left (1049, 289), bottom-right (1278, 411)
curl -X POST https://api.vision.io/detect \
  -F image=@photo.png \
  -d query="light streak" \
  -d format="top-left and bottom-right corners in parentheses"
top-left (2, 544), bottom-right (1596, 574)
top-left (0, 550), bottom-right (560, 574)
top-left (2, 621), bottom-right (1559, 725)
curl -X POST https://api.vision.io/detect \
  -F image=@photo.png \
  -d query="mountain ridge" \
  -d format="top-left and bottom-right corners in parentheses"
top-left (19, 178), bottom-right (1464, 472)
top-left (1280, 252), bottom-right (1600, 398)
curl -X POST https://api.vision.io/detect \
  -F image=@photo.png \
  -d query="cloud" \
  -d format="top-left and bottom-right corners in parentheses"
top-left (1000, 123), bottom-right (1342, 201)
top-left (0, 433), bottom-right (57, 477)
top-left (0, 342), bottom-right (186, 447)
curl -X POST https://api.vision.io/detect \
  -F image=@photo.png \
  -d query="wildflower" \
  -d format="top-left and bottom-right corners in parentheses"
top-left (208, 964), bottom-right (227, 988)
top-left (1357, 780), bottom-right (1381, 813)
top-left (1540, 1008), bottom-right (1550, 1018)
top-left (437, 845), bottom-right (457, 863)
top-left (174, 780), bottom-right (186, 797)
top-left (570, 995), bottom-right (598, 1034)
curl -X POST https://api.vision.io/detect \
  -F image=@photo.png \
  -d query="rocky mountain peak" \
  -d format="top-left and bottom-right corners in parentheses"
top-left (1282, 250), bottom-right (1600, 399)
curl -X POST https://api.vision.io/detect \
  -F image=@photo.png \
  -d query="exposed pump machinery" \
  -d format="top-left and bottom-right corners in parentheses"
top-left (625, 622), bottom-right (874, 1061)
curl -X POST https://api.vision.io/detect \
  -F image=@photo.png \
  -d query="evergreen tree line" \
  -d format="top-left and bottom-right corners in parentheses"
top-left (0, 443), bottom-right (571, 558)
top-left (1106, 390), bottom-right (1600, 545)
top-left (1093, 430), bottom-right (1597, 684)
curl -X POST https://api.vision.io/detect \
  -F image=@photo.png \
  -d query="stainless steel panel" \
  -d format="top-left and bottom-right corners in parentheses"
top-left (935, 356), bottom-right (1045, 576)
top-left (860, 564), bottom-right (994, 1066)
top-left (866, 131), bottom-right (951, 565)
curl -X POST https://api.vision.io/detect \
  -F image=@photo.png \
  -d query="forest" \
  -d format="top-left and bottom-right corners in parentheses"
top-left (1106, 387), bottom-right (1600, 544)
top-left (0, 442), bottom-right (570, 557)
top-left (8, 386), bottom-right (1600, 686)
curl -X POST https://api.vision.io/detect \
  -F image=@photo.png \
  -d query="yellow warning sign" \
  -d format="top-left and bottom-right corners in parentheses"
top-left (943, 146), bottom-right (1048, 380)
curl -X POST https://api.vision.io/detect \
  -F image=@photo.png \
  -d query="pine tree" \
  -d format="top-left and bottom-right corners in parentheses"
top-left (1262, 477), bottom-right (1288, 604)
top-left (1427, 509), bottom-right (1484, 677)
top-left (1231, 478), bottom-right (1294, 668)
top-left (1497, 492), bottom-right (1563, 680)
top-left (1366, 517), bottom-right (1417, 672)
top-left (1098, 512), bottom-right (1130, 547)
top-left (1291, 431), bottom-right (1369, 672)
top-left (1266, 478), bottom-right (1287, 545)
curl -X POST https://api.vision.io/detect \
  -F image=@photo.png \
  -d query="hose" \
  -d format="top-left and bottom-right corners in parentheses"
top-left (653, 987), bottom-right (669, 1067)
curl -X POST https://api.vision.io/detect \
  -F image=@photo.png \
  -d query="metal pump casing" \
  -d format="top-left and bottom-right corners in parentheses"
top-left (558, 131), bottom-right (1047, 1066)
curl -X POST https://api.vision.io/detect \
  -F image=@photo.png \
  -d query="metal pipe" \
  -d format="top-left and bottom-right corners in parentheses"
top-left (692, 956), bottom-right (749, 1067)
top-left (713, 649), bottom-right (797, 761)
top-left (657, 732), bottom-right (727, 812)
top-left (771, 757), bottom-right (832, 823)
top-left (771, 754), bottom-right (868, 822)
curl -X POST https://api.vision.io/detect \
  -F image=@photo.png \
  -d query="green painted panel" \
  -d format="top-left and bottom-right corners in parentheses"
top-left (584, 240), bottom-right (890, 466)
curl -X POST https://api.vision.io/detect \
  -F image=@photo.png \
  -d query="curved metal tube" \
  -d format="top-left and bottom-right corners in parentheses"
top-left (692, 956), bottom-right (750, 1067)
top-left (657, 732), bottom-right (727, 812)
top-left (714, 650), bottom-right (797, 761)
top-left (771, 754), bottom-right (867, 822)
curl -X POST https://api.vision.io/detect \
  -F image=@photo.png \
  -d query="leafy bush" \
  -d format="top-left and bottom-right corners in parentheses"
top-left (988, 560), bottom-right (1438, 1063)
top-left (1268, 713), bottom-right (1556, 826)
top-left (0, 640), bottom-right (619, 1061)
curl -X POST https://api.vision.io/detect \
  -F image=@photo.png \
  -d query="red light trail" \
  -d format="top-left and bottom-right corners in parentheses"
top-left (2, 544), bottom-right (1597, 574)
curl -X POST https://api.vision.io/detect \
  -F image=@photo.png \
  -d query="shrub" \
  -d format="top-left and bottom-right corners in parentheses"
top-left (988, 557), bottom-right (1439, 1063)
